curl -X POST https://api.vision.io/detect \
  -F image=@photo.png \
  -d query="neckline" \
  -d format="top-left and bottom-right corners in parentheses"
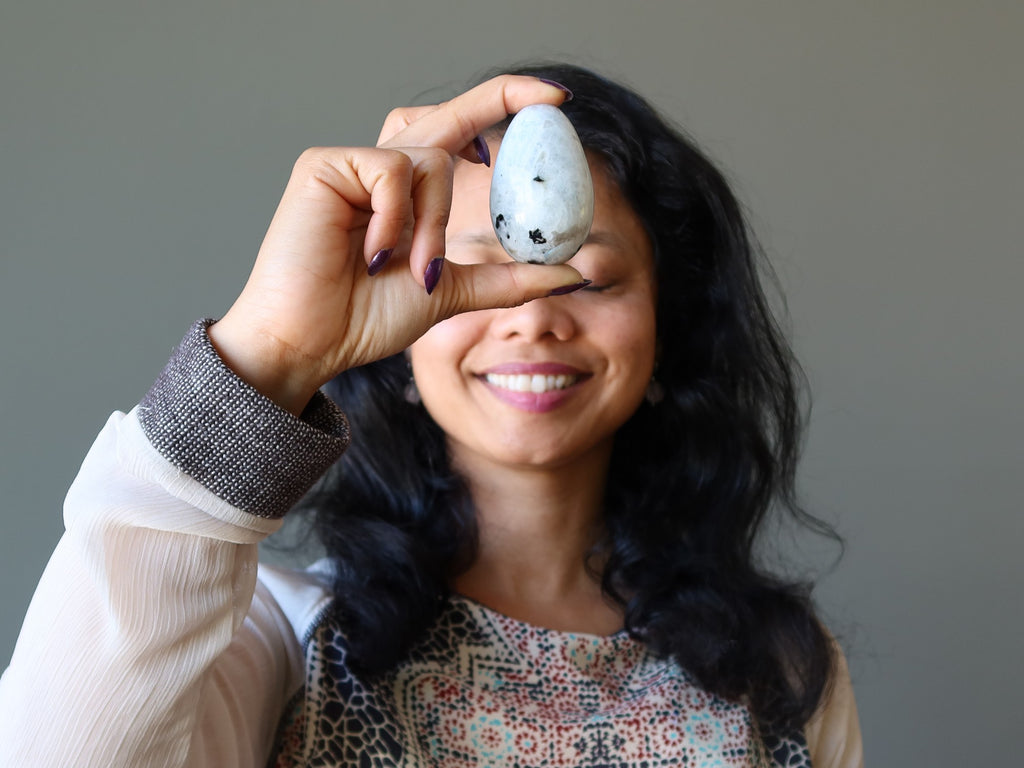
top-left (449, 592), bottom-right (632, 643)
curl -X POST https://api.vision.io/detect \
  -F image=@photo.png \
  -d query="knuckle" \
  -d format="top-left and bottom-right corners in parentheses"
top-left (450, 110), bottom-right (479, 146)
top-left (294, 146), bottom-right (327, 171)
top-left (378, 149), bottom-right (416, 178)
top-left (293, 147), bottom-right (355, 184)
top-left (421, 205), bottom-right (451, 231)
top-left (383, 107), bottom-right (410, 127)
top-left (505, 268), bottom-right (528, 306)
top-left (420, 146), bottom-right (455, 176)
top-left (439, 280), bottom-right (470, 322)
top-left (380, 197), bottom-right (413, 225)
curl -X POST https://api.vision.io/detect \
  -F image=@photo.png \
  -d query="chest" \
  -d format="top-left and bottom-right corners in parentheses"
top-left (268, 600), bottom-right (810, 767)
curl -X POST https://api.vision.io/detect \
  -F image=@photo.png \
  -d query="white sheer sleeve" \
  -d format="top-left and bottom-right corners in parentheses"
top-left (0, 321), bottom-right (349, 768)
top-left (0, 412), bottom-right (284, 766)
top-left (804, 645), bottom-right (864, 768)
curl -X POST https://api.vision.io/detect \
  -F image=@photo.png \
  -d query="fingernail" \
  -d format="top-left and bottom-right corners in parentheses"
top-left (472, 135), bottom-right (491, 167)
top-left (548, 279), bottom-right (591, 296)
top-left (367, 248), bottom-right (393, 276)
top-left (538, 78), bottom-right (574, 102)
top-left (424, 258), bottom-right (445, 295)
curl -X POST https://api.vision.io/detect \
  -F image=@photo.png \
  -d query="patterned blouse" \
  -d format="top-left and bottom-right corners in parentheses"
top-left (271, 595), bottom-right (811, 767)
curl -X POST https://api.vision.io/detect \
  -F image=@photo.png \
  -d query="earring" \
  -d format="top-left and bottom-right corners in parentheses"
top-left (644, 376), bottom-right (664, 406)
top-left (404, 377), bottom-right (421, 404)
top-left (403, 357), bottom-right (421, 405)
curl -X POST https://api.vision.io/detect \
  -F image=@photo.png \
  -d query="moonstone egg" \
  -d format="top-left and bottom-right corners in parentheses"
top-left (489, 104), bottom-right (594, 265)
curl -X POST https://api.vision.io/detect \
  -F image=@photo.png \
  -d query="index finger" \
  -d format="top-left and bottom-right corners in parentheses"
top-left (378, 75), bottom-right (570, 155)
top-left (377, 105), bottom-right (437, 146)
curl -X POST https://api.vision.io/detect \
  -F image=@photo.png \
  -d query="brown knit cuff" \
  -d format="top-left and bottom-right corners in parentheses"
top-left (138, 319), bottom-right (350, 519)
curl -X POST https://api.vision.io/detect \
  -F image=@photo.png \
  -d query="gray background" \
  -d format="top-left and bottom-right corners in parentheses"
top-left (2, 1), bottom-right (1020, 764)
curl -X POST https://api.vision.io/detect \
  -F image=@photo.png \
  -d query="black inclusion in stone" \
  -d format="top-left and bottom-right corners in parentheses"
top-left (495, 214), bottom-right (512, 240)
top-left (529, 229), bottom-right (546, 244)
top-left (533, 175), bottom-right (544, 182)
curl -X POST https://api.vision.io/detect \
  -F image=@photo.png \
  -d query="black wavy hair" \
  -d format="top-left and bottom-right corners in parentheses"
top-left (301, 62), bottom-right (840, 730)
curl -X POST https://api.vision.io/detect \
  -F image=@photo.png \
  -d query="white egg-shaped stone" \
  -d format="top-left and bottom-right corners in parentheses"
top-left (489, 104), bottom-right (594, 265)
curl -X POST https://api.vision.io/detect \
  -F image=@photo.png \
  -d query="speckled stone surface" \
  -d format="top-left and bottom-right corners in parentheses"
top-left (489, 104), bottom-right (594, 265)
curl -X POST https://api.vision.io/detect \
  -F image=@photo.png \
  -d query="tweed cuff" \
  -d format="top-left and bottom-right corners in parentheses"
top-left (138, 319), bottom-right (350, 519)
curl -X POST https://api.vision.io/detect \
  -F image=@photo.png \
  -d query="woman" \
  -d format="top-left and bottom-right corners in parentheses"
top-left (0, 63), bottom-right (861, 766)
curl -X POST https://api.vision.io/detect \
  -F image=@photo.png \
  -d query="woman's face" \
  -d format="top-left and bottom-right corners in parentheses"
top-left (409, 152), bottom-right (657, 474)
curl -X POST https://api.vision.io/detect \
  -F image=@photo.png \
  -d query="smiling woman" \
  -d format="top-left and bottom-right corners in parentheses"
top-left (0, 62), bottom-right (862, 767)
top-left (413, 155), bottom-right (656, 470)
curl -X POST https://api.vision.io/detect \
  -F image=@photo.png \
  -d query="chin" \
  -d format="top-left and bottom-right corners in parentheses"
top-left (471, 428), bottom-right (613, 474)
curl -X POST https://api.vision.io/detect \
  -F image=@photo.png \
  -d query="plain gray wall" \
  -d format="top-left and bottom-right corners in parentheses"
top-left (2, 2), bottom-right (1020, 764)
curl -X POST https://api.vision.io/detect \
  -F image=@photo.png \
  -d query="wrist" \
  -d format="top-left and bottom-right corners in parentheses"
top-left (206, 317), bottom-right (322, 416)
top-left (138, 318), bottom-right (351, 519)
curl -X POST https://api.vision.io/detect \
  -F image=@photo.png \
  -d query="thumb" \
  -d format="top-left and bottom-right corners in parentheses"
top-left (434, 261), bottom-right (589, 318)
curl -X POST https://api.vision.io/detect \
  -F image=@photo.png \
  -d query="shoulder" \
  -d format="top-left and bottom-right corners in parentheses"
top-left (804, 642), bottom-right (864, 768)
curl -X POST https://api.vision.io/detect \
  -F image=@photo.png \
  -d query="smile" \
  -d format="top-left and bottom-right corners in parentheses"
top-left (484, 373), bottom-right (580, 394)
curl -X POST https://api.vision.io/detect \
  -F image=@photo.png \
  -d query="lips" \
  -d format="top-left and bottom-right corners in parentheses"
top-left (477, 363), bottom-right (589, 413)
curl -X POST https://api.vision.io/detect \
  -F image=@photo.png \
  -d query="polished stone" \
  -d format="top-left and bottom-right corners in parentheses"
top-left (489, 104), bottom-right (594, 265)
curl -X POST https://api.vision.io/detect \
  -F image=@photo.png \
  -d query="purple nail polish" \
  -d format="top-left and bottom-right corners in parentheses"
top-left (548, 279), bottom-right (591, 296)
top-left (472, 135), bottom-right (491, 167)
top-left (538, 78), bottom-right (574, 102)
top-left (367, 248), bottom-right (393, 276)
top-left (424, 258), bottom-right (445, 295)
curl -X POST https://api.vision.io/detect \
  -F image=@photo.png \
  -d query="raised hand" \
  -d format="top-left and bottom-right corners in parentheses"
top-left (208, 76), bottom-right (583, 414)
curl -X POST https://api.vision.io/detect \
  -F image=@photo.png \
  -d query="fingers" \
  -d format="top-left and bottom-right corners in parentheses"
top-left (377, 105), bottom-right (437, 145)
top-left (378, 106), bottom-right (488, 166)
top-left (357, 150), bottom-right (414, 265)
top-left (281, 76), bottom-right (571, 288)
top-left (378, 75), bottom-right (570, 157)
top-left (432, 261), bottom-right (587, 320)
top-left (288, 146), bottom-right (453, 283)
top-left (405, 147), bottom-right (454, 278)
top-left (357, 146), bottom-right (454, 283)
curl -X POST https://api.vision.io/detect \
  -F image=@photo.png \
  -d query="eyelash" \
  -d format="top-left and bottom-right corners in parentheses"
top-left (583, 283), bottom-right (612, 293)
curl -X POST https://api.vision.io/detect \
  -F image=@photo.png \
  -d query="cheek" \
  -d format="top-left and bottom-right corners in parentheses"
top-left (409, 312), bottom-right (489, 379)
top-left (598, 299), bottom-right (658, 372)
top-left (622, 329), bottom-right (658, 388)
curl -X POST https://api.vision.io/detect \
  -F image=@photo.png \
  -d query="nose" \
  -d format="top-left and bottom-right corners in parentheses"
top-left (488, 295), bottom-right (578, 343)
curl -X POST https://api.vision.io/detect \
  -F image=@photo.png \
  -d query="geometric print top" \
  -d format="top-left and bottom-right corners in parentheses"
top-left (269, 595), bottom-right (812, 767)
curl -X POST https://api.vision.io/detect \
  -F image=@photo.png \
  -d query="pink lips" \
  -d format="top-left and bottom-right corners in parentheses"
top-left (478, 362), bottom-right (589, 413)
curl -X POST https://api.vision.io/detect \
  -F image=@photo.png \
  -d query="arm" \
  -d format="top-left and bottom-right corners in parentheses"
top-left (805, 645), bottom-right (864, 768)
top-left (1, 74), bottom-right (580, 767)
top-left (0, 321), bottom-right (349, 768)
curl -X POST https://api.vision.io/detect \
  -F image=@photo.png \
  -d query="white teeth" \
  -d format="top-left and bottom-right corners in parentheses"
top-left (485, 373), bottom-right (578, 393)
